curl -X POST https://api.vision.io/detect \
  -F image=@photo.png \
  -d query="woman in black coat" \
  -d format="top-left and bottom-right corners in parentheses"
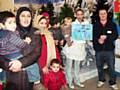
top-left (0, 7), bottom-right (42, 90)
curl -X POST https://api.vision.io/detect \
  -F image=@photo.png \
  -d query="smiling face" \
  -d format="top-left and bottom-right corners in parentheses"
top-left (38, 18), bottom-right (48, 30)
top-left (19, 11), bottom-right (32, 27)
top-left (50, 63), bottom-right (60, 73)
top-left (4, 17), bottom-right (16, 32)
top-left (76, 10), bottom-right (84, 22)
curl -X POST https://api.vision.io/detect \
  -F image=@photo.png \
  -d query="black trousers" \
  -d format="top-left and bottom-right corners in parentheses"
top-left (5, 71), bottom-right (34, 90)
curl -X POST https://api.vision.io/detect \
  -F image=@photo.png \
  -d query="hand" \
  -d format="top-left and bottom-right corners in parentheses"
top-left (98, 38), bottom-right (105, 44)
top-left (42, 66), bottom-right (49, 74)
top-left (24, 37), bottom-right (31, 44)
top-left (100, 35), bottom-right (107, 40)
top-left (9, 60), bottom-right (22, 72)
top-left (67, 41), bottom-right (73, 47)
top-left (63, 85), bottom-right (69, 90)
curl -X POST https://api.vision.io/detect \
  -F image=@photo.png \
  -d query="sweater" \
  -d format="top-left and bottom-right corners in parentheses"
top-left (93, 20), bottom-right (118, 51)
top-left (0, 29), bottom-right (28, 55)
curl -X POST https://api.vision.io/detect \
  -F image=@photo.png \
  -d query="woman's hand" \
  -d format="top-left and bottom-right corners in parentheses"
top-left (42, 66), bottom-right (49, 74)
top-left (9, 60), bottom-right (22, 72)
top-left (24, 37), bottom-right (31, 44)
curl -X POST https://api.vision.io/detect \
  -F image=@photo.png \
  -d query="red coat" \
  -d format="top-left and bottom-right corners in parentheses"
top-left (44, 70), bottom-right (66, 90)
top-left (39, 35), bottom-right (61, 69)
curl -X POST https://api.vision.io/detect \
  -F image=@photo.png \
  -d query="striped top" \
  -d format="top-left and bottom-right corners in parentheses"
top-left (0, 29), bottom-right (28, 55)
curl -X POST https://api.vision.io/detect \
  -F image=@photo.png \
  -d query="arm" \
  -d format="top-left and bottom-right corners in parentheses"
top-left (9, 33), bottom-right (28, 48)
top-left (61, 71), bottom-right (67, 85)
top-left (93, 23), bottom-right (100, 44)
top-left (61, 71), bottom-right (68, 90)
top-left (19, 34), bottom-right (42, 68)
top-left (105, 22), bottom-right (118, 42)
top-left (9, 33), bottom-right (42, 71)
top-left (43, 73), bottom-right (49, 88)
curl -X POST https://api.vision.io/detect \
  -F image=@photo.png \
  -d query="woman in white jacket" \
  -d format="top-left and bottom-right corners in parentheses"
top-left (63, 8), bottom-right (89, 89)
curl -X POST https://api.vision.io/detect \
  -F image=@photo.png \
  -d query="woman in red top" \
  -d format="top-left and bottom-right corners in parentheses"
top-left (36, 16), bottom-right (61, 81)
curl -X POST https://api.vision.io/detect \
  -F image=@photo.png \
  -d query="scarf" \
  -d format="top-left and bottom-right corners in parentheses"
top-left (37, 28), bottom-right (57, 66)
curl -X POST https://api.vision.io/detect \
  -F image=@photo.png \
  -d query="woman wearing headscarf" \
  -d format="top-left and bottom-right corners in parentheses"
top-left (35, 16), bottom-right (61, 82)
top-left (0, 7), bottom-right (42, 90)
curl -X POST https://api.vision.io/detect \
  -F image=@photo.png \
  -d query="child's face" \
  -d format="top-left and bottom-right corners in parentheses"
top-left (76, 11), bottom-right (84, 21)
top-left (50, 63), bottom-right (60, 73)
top-left (4, 17), bottom-right (16, 32)
top-left (65, 20), bottom-right (72, 26)
top-left (53, 23), bottom-right (60, 28)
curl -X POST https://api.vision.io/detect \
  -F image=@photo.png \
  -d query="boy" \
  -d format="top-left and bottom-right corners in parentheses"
top-left (43, 59), bottom-right (68, 90)
top-left (49, 17), bottom-right (64, 52)
top-left (0, 11), bottom-right (40, 86)
top-left (61, 17), bottom-right (73, 47)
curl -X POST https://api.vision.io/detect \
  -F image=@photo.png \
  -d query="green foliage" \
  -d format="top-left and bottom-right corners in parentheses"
top-left (46, 2), bottom-right (54, 17)
top-left (40, 2), bottom-right (54, 19)
top-left (114, 13), bottom-right (120, 26)
top-left (59, 4), bottom-right (75, 23)
top-left (75, 0), bottom-right (82, 8)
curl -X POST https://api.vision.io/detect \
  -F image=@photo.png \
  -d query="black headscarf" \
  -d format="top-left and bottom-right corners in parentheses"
top-left (16, 7), bottom-right (32, 39)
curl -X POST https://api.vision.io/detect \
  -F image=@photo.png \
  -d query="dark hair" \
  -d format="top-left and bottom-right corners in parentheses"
top-left (75, 8), bottom-right (84, 14)
top-left (50, 17), bottom-right (60, 26)
top-left (50, 59), bottom-right (60, 66)
top-left (98, 8), bottom-right (108, 13)
top-left (98, 6), bottom-right (108, 13)
top-left (16, 7), bottom-right (32, 27)
top-left (0, 11), bottom-right (15, 24)
top-left (38, 16), bottom-right (47, 23)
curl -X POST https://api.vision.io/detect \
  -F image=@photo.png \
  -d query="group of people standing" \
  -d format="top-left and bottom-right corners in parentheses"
top-left (0, 5), bottom-right (119, 90)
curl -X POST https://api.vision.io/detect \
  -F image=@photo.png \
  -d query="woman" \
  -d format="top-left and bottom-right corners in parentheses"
top-left (63, 9), bottom-right (89, 89)
top-left (0, 7), bottom-right (42, 90)
top-left (36, 16), bottom-right (61, 80)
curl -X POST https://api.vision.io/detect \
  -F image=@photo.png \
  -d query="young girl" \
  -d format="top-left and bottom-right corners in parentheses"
top-left (61, 17), bottom-right (73, 47)
top-left (63, 9), bottom-right (89, 89)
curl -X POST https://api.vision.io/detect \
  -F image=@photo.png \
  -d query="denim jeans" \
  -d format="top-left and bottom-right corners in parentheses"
top-left (95, 51), bottom-right (116, 85)
top-left (5, 52), bottom-right (40, 82)
top-left (0, 70), bottom-right (6, 82)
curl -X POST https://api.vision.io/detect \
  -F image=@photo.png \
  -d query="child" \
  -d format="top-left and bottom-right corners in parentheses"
top-left (63, 9), bottom-right (88, 89)
top-left (43, 59), bottom-right (68, 90)
top-left (49, 17), bottom-right (64, 52)
top-left (0, 11), bottom-right (40, 86)
top-left (61, 17), bottom-right (73, 47)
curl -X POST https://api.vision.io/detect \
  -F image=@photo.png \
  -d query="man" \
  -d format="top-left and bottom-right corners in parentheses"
top-left (93, 7), bottom-right (118, 90)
